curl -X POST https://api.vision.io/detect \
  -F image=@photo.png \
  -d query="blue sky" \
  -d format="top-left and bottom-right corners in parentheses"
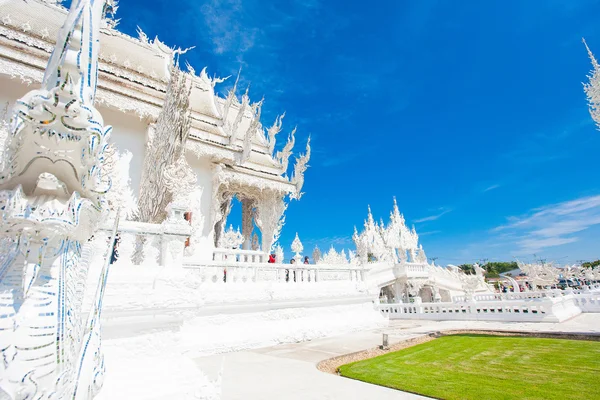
top-left (113, 0), bottom-right (600, 265)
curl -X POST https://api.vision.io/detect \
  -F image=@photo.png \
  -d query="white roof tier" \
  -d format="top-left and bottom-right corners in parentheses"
top-left (0, 0), bottom-right (296, 177)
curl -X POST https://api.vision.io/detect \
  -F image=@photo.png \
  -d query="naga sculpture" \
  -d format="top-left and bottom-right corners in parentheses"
top-left (0, 0), bottom-right (115, 398)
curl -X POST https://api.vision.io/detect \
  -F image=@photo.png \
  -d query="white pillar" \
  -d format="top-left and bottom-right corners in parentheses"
top-left (242, 198), bottom-right (253, 250)
top-left (393, 281), bottom-right (404, 303)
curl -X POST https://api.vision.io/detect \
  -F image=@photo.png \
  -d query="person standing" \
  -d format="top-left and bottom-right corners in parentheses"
top-left (290, 258), bottom-right (296, 282)
top-left (109, 234), bottom-right (120, 265)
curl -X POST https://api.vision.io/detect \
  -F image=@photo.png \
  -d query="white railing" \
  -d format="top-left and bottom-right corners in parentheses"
top-left (212, 248), bottom-right (268, 263)
top-left (393, 263), bottom-right (428, 278)
top-left (98, 217), bottom-right (191, 267)
top-left (452, 290), bottom-right (562, 303)
top-left (182, 261), bottom-right (365, 284)
top-left (572, 293), bottom-right (600, 313)
top-left (378, 295), bottom-right (581, 323)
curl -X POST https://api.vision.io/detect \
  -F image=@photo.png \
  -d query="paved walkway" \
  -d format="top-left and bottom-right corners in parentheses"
top-left (194, 330), bottom-right (428, 400)
top-left (194, 314), bottom-right (600, 400)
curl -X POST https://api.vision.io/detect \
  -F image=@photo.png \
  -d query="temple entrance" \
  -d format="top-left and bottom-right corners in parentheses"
top-left (213, 194), bottom-right (263, 251)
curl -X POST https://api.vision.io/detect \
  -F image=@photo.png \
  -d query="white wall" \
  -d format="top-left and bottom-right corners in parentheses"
top-left (0, 76), bottom-right (30, 111)
top-left (186, 153), bottom-right (214, 260)
top-left (98, 106), bottom-right (147, 197)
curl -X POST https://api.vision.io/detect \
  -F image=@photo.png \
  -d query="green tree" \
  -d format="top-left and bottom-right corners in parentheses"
top-left (484, 261), bottom-right (518, 278)
top-left (582, 260), bottom-right (600, 268)
top-left (459, 264), bottom-right (474, 274)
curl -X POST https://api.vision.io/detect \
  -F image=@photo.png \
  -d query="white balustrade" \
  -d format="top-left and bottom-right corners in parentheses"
top-left (393, 262), bottom-right (429, 278)
top-left (380, 291), bottom-right (600, 323)
top-left (572, 293), bottom-right (600, 313)
top-left (182, 261), bottom-right (365, 285)
top-left (212, 248), bottom-right (267, 263)
top-left (378, 295), bottom-right (581, 323)
top-left (99, 213), bottom-right (191, 267)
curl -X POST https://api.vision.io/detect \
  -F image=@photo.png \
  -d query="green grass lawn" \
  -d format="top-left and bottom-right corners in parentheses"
top-left (339, 335), bottom-right (600, 400)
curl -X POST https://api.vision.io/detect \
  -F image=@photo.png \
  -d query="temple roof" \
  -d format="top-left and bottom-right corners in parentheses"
top-left (0, 0), bottom-right (304, 185)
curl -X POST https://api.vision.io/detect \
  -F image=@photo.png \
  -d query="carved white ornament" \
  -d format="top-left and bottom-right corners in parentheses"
top-left (275, 243), bottom-right (284, 264)
top-left (102, 146), bottom-right (138, 219)
top-left (290, 136), bottom-right (311, 200)
top-left (353, 199), bottom-right (422, 264)
top-left (320, 246), bottom-right (350, 265)
top-left (0, 1), bottom-right (115, 398)
top-left (137, 66), bottom-right (193, 224)
top-left (312, 245), bottom-right (322, 264)
top-left (291, 232), bottom-right (303, 261)
top-left (517, 261), bottom-right (560, 287)
top-left (219, 225), bottom-right (244, 249)
top-left (276, 127), bottom-right (296, 174)
top-left (267, 112), bottom-right (285, 155)
top-left (583, 39), bottom-right (600, 130)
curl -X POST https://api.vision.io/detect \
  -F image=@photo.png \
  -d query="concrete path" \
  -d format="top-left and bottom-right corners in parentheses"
top-left (194, 330), bottom-right (428, 400)
top-left (194, 313), bottom-right (600, 400)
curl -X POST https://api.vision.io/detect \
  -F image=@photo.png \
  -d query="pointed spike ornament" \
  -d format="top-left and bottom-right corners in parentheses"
top-left (583, 38), bottom-right (600, 130)
top-left (267, 112), bottom-right (285, 155)
top-left (229, 85), bottom-right (250, 144)
top-left (276, 126), bottom-right (296, 173)
top-left (290, 136), bottom-right (311, 200)
top-left (221, 67), bottom-right (241, 123)
top-left (240, 98), bottom-right (263, 164)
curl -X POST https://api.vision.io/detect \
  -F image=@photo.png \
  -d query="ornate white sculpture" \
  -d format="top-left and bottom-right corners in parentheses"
top-left (0, 0), bottom-right (114, 398)
top-left (138, 65), bottom-right (193, 224)
top-left (219, 225), bottom-right (244, 249)
top-left (320, 246), bottom-right (350, 265)
top-left (251, 233), bottom-right (260, 251)
top-left (291, 233), bottom-right (303, 261)
top-left (240, 99), bottom-right (263, 164)
top-left (518, 261), bottom-right (560, 288)
top-left (583, 39), bottom-right (600, 130)
top-left (164, 154), bottom-right (197, 204)
top-left (103, 146), bottom-right (138, 219)
top-left (414, 245), bottom-right (427, 264)
top-left (267, 112), bottom-right (285, 155)
top-left (183, 188), bottom-right (205, 257)
top-left (275, 243), bottom-right (284, 264)
top-left (353, 199), bottom-right (425, 265)
top-left (276, 127), bottom-right (296, 174)
top-left (352, 226), bottom-right (369, 263)
top-left (406, 280), bottom-right (425, 298)
top-left (290, 137), bottom-right (311, 200)
top-left (229, 87), bottom-right (249, 144)
top-left (253, 193), bottom-right (287, 253)
top-left (161, 203), bottom-right (192, 266)
top-left (348, 250), bottom-right (359, 266)
top-left (458, 263), bottom-right (487, 301)
top-left (0, 103), bottom-right (9, 168)
top-left (312, 246), bottom-right (322, 264)
top-left (220, 69), bottom-right (240, 124)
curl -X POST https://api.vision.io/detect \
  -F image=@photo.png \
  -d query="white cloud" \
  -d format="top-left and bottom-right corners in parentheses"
top-left (493, 195), bottom-right (600, 254)
top-left (414, 208), bottom-right (452, 223)
top-left (419, 230), bottom-right (442, 236)
top-left (200, 0), bottom-right (259, 55)
top-left (483, 184), bottom-right (501, 192)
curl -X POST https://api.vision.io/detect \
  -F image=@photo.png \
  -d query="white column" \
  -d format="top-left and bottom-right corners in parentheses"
top-left (242, 198), bottom-right (253, 250)
top-left (393, 281), bottom-right (405, 303)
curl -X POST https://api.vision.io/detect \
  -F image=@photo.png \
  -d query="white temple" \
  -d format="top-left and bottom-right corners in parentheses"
top-left (0, 0), bottom-right (310, 263)
top-left (0, 1), bottom-right (598, 399)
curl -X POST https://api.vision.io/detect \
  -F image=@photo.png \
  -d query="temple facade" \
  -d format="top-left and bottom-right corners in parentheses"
top-left (0, 0), bottom-right (309, 262)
